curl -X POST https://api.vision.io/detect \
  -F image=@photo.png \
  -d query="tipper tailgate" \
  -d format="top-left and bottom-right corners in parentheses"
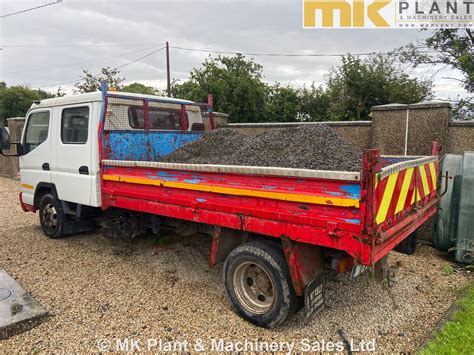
top-left (370, 155), bottom-right (439, 263)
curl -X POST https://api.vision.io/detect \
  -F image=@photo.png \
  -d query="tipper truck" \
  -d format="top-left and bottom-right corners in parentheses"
top-left (0, 85), bottom-right (441, 328)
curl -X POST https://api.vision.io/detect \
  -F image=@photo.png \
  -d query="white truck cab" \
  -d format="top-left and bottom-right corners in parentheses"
top-left (20, 93), bottom-right (102, 208)
top-left (0, 91), bottom-right (205, 237)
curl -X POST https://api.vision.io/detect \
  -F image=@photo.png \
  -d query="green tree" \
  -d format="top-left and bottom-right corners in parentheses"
top-left (74, 67), bottom-right (124, 94)
top-left (56, 87), bottom-right (66, 97)
top-left (327, 54), bottom-right (432, 121)
top-left (172, 54), bottom-right (268, 123)
top-left (264, 84), bottom-right (301, 122)
top-left (396, 29), bottom-right (473, 120)
top-left (122, 82), bottom-right (160, 95)
top-left (0, 84), bottom-right (54, 126)
top-left (397, 29), bottom-right (473, 93)
top-left (452, 98), bottom-right (474, 121)
top-left (297, 84), bottom-right (331, 121)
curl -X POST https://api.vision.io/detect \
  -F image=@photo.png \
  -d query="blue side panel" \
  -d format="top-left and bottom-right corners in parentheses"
top-left (106, 131), bottom-right (204, 161)
top-left (340, 185), bottom-right (361, 200)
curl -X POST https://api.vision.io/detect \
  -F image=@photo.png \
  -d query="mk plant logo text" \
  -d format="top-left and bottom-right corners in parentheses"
top-left (303, 0), bottom-right (474, 29)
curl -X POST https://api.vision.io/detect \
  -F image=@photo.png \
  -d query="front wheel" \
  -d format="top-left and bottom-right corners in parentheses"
top-left (223, 241), bottom-right (300, 328)
top-left (39, 193), bottom-right (67, 239)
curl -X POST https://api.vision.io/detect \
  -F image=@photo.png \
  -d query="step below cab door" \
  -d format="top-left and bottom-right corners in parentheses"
top-left (19, 109), bottom-right (52, 206)
top-left (51, 104), bottom-right (93, 206)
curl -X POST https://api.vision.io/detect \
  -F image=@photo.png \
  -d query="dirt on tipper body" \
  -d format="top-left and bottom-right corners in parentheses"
top-left (163, 125), bottom-right (363, 172)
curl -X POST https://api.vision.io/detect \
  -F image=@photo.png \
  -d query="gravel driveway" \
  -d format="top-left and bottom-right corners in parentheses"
top-left (0, 177), bottom-right (471, 352)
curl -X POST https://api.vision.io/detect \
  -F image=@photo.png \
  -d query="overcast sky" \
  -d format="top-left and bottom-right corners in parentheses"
top-left (0, 0), bottom-right (468, 100)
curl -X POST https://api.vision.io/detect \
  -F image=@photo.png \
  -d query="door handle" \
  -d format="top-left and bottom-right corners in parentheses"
top-left (79, 166), bottom-right (89, 175)
top-left (42, 163), bottom-right (50, 171)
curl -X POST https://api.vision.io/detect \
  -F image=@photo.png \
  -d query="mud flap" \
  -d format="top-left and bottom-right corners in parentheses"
top-left (303, 274), bottom-right (325, 321)
top-left (63, 219), bottom-right (97, 236)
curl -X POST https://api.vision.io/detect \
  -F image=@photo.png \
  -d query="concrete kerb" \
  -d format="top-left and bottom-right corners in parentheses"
top-left (0, 268), bottom-right (49, 340)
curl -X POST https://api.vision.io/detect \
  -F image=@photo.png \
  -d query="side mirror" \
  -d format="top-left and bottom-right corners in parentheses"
top-left (0, 127), bottom-right (22, 156)
top-left (1, 127), bottom-right (11, 151)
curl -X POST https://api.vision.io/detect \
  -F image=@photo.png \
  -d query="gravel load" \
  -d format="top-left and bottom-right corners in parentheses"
top-left (164, 126), bottom-right (362, 172)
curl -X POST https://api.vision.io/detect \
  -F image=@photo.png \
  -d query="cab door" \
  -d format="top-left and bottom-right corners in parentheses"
top-left (51, 104), bottom-right (93, 206)
top-left (19, 110), bottom-right (52, 206)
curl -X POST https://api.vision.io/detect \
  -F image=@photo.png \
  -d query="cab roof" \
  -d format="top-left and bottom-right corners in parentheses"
top-left (31, 91), bottom-right (195, 109)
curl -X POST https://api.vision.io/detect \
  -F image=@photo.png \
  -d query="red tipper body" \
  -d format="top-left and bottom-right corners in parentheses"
top-left (98, 91), bottom-right (440, 268)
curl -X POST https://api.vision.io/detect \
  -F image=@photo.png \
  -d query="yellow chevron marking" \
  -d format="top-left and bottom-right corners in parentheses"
top-left (416, 188), bottom-right (422, 202)
top-left (419, 165), bottom-right (430, 196)
top-left (376, 172), bottom-right (399, 225)
top-left (103, 174), bottom-right (360, 208)
top-left (395, 168), bottom-right (414, 215)
top-left (411, 188), bottom-right (422, 204)
top-left (429, 162), bottom-right (437, 191)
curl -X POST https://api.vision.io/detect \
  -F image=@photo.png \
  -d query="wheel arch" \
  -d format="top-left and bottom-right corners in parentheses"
top-left (210, 227), bottom-right (283, 269)
top-left (33, 183), bottom-right (59, 209)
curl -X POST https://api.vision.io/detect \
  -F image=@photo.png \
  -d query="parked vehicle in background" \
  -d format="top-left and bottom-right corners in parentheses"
top-left (0, 84), bottom-right (441, 328)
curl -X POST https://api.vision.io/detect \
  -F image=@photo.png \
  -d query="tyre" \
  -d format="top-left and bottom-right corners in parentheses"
top-left (394, 231), bottom-right (417, 255)
top-left (223, 241), bottom-right (300, 328)
top-left (39, 193), bottom-right (67, 239)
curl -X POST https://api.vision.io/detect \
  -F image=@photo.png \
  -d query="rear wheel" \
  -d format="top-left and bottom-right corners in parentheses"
top-left (394, 231), bottom-right (417, 255)
top-left (223, 241), bottom-right (300, 328)
top-left (39, 193), bottom-right (66, 239)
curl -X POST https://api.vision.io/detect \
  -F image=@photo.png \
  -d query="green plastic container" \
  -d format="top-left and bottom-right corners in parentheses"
top-left (433, 154), bottom-right (462, 252)
top-left (454, 152), bottom-right (474, 264)
top-left (433, 152), bottom-right (474, 264)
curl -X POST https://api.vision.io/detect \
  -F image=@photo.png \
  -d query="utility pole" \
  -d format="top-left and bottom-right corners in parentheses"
top-left (166, 41), bottom-right (171, 97)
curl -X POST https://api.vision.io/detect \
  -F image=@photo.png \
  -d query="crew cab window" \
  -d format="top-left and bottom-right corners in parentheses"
top-left (61, 107), bottom-right (89, 144)
top-left (23, 111), bottom-right (50, 155)
top-left (128, 107), bottom-right (188, 130)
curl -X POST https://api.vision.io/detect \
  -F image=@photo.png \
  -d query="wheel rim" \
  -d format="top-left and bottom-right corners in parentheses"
top-left (232, 262), bottom-right (275, 315)
top-left (42, 203), bottom-right (58, 231)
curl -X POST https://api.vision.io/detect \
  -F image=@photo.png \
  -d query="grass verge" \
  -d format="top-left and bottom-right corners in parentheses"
top-left (421, 282), bottom-right (474, 354)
